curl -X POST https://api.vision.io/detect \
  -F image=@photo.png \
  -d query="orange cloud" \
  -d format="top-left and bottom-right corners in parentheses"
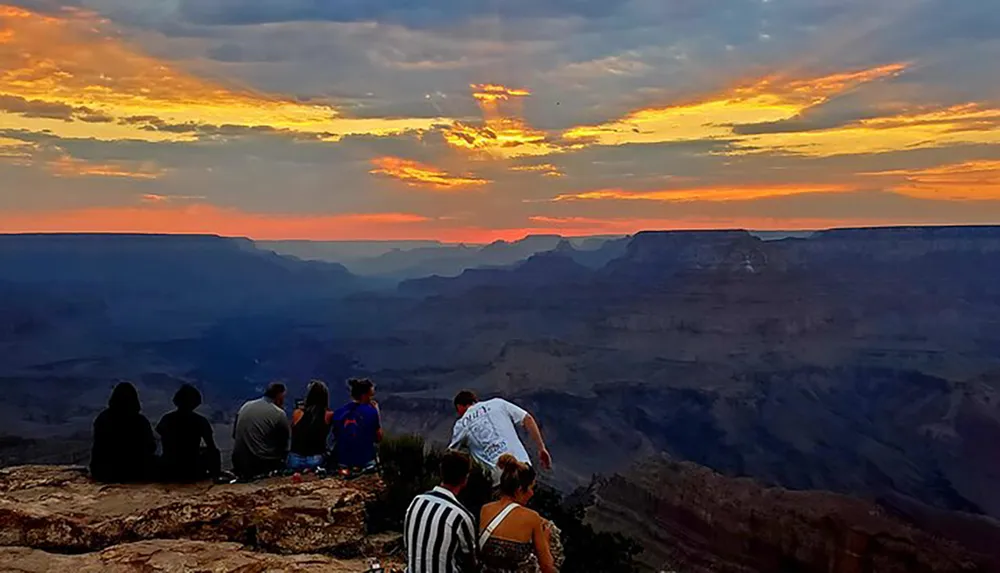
top-left (563, 64), bottom-right (907, 146)
top-left (737, 104), bottom-right (1000, 157)
top-left (369, 156), bottom-right (490, 189)
top-left (141, 194), bottom-right (204, 203)
top-left (47, 155), bottom-right (165, 179)
top-left (510, 163), bottom-right (564, 177)
top-left (0, 5), bottom-right (440, 143)
top-left (866, 159), bottom-right (1000, 201)
top-left (0, 135), bottom-right (34, 159)
top-left (550, 183), bottom-right (854, 203)
top-left (471, 84), bottom-right (532, 105)
top-left (443, 83), bottom-right (562, 158)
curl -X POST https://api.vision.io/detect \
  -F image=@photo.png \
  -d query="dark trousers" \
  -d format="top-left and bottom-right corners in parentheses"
top-left (232, 450), bottom-right (285, 479)
top-left (161, 448), bottom-right (222, 483)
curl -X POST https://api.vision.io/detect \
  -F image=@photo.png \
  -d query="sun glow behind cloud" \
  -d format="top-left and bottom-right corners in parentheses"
top-left (563, 64), bottom-right (908, 147)
top-left (443, 84), bottom-right (563, 158)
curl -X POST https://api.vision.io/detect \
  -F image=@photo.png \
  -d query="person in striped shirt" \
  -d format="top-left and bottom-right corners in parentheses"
top-left (404, 450), bottom-right (478, 573)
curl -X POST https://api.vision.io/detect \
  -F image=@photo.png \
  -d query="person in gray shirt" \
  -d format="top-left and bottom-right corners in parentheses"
top-left (232, 382), bottom-right (290, 479)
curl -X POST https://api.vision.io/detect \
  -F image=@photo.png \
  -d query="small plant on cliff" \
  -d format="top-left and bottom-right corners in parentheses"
top-left (371, 434), bottom-right (442, 531)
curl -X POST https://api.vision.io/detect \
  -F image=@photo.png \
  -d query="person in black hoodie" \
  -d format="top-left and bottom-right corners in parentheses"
top-left (90, 382), bottom-right (157, 483)
top-left (157, 384), bottom-right (220, 482)
top-left (288, 380), bottom-right (333, 471)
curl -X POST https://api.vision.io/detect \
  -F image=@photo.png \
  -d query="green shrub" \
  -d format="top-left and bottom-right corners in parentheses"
top-left (371, 434), bottom-right (442, 531)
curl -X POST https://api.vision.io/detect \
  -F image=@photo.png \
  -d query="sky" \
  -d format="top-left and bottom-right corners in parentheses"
top-left (1, 0), bottom-right (1000, 242)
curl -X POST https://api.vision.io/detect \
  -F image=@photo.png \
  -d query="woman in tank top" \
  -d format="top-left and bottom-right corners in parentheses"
top-left (288, 380), bottom-right (333, 471)
top-left (479, 454), bottom-right (559, 573)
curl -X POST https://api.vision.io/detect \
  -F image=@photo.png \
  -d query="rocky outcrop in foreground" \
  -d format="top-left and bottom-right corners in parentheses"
top-left (2, 539), bottom-right (369, 572)
top-left (588, 455), bottom-right (992, 573)
top-left (0, 465), bottom-right (397, 571)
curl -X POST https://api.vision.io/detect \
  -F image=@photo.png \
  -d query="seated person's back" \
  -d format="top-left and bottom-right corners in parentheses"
top-left (331, 378), bottom-right (382, 470)
top-left (157, 384), bottom-right (219, 482)
top-left (479, 455), bottom-right (557, 573)
top-left (232, 383), bottom-right (290, 478)
top-left (289, 380), bottom-right (334, 470)
top-left (91, 382), bottom-right (156, 483)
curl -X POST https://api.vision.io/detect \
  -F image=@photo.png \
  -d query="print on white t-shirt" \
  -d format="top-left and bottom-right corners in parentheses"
top-left (449, 398), bottom-right (531, 475)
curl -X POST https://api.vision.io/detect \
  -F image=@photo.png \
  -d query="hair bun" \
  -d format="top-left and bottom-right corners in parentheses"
top-left (497, 453), bottom-right (522, 472)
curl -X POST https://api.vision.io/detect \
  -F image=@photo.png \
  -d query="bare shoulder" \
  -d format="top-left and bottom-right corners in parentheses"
top-left (514, 505), bottom-right (543, 523)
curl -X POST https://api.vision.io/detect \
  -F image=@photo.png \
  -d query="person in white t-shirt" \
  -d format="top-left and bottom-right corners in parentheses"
top-left (448, 390), bottom-right (552, 483)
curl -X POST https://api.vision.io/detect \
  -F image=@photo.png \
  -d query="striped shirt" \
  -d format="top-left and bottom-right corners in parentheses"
top-left (404, 486), bottom-right (477, 573)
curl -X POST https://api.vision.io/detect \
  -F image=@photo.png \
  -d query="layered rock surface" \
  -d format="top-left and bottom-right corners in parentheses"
top-left (2, 540), bottom-right (371, 572)
top-left (0, 465), bottom-right (396, 571)
top-left (588, 455), bottom-right (994, 573)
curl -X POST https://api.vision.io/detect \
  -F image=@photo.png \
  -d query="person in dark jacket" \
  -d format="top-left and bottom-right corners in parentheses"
top-left (157, 384), bottom-right (220, 482)
top-left (288, 380), bottom-right (333, 471)
top-left (90, 382), bottom-right (157, 483)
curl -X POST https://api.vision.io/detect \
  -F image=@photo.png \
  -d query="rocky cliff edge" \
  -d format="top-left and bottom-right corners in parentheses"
top-left (0, 465), bottom-right (398, 571)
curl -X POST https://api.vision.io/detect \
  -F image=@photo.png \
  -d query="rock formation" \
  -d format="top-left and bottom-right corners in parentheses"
top-left (0, 465), bottom-right (399, 571)
top-left (588, 455), bottom-right (993, 573)
top-left (2, 540), bottom-right (372, 572)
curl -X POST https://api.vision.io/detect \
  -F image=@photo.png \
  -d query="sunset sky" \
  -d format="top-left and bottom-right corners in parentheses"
top-left (2, 0), bottom-right (1000, 241)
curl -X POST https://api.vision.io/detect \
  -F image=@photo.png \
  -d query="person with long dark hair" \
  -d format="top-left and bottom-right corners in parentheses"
top-left (90, 382), bottom-right (157, 483)
top-left (157, 384), bottom-right (220, 482)
top-left (288, 380), bottom-right (333, 471)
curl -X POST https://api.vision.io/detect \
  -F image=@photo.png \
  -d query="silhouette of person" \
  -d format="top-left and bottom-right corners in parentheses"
top-left (90, 382), bottom-right (157, 483)
top-left (157, 384), bottom-right (220, 482)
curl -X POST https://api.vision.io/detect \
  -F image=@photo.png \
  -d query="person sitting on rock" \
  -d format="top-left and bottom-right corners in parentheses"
top-left (288, 380), bottom-right (334, 472)
top-left (479, 454), bottom-right (560, 573)
top-left (232, 382), bottom-right (290, 479)
top-left (331, 378), bottom-right (383, 474)
top-left (404, 450), bottom-right (478, 573)
top-left (90, 382), bottom-right (157, 483)
top-left (156, 384), bottom-right (221, 482)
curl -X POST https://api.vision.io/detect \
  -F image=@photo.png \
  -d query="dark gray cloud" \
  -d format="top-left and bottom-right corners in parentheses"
top-left (0, 95), bottom-right (113, 123)
top-left (176, 0), bottom-right (618, 27)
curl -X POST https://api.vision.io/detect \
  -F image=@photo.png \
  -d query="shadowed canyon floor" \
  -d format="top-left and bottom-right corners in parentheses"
top-left (588, 455), bottom-right (1000, 573)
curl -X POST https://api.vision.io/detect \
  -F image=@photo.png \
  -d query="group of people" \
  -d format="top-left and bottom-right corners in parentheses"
top-left (90, 380), bottom-right (558, 572)
top-left (231, 378), bottom-right (382, 479)
top-left (405, 391), bottom-right (559, 573)
top-left (89, 377), bottom-right (382, 483)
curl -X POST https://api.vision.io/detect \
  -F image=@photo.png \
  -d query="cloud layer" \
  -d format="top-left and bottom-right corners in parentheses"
top-left (2, 0), bottom-right (1000, 240)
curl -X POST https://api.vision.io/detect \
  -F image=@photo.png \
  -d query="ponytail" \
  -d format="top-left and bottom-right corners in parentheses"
top-left (497, 453), bottom-right (536, 497)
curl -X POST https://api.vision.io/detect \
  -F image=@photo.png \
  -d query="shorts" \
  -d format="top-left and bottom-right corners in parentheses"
top-left (287, 453), bottom-right (325, 471)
